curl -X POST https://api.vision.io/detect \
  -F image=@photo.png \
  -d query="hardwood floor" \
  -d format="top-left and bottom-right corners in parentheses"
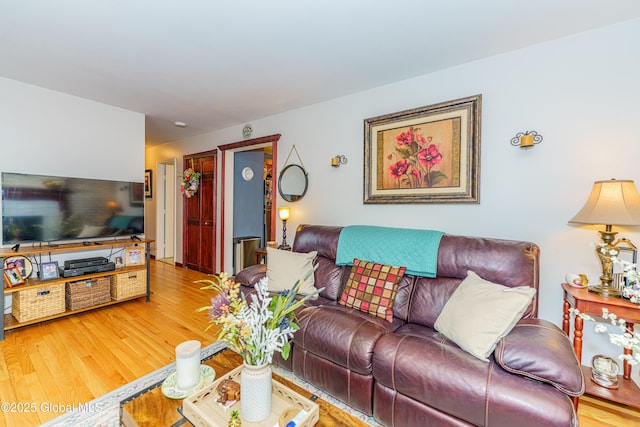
top-left (0, 260), bottom-right (638, 426)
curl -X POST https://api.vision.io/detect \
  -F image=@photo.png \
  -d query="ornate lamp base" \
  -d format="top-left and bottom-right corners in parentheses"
top-left (589, 284), bottom-right (622, 298)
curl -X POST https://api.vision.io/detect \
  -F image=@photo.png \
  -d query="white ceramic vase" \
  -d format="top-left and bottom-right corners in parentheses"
top-left (240, 362), bottom-right (272, 422)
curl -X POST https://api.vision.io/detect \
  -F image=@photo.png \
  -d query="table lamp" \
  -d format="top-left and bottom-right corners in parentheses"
top-left (568, 179), bottom-right (640, 297)
top-left (278, 207), bottom-right (291, 250)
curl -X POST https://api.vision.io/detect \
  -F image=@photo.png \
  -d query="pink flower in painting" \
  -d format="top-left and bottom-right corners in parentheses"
top-left (396, 126), bottom-right (431, 147)
top-left (418, 144), bottom-right (443, 168)
top-left (387, 126), bottom-right (447, 189)
top-left (389, 159), bottom-right (410, 178)
top-left (396, 127), bottom-right (415, 146)
top-left (398, 127), bottom-right (428, 146)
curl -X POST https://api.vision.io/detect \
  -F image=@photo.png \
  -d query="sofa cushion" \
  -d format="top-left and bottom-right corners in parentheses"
top-left (267, 247), bottom-right (317, 296)
top-left (494, 318), bottom-right (585, 396)
top-left (373, 325), bottom-right (579, 427)
top-left (294, 304), bottom-right (401, 374)
top-left (339, 258), bottom-right (406, 322)
top-left (435, 234), bottom-right (540, 318)
top-left (434, 270), bottom-right (536, 361)
top-left (234, 263), bottom-right (266, 286)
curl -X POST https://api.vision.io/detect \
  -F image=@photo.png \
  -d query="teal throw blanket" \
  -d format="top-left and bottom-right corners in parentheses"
top-left (336, 225), bottom-right (444, 278)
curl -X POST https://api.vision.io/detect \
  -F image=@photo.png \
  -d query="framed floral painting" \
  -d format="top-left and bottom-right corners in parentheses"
top-left (364, 95), bottom-right (481, 204)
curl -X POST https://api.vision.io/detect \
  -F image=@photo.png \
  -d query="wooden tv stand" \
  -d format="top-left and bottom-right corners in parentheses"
top-left (1, 238), bottom-right (153, 340)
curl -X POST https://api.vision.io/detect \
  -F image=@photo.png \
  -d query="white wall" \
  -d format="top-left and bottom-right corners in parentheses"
top-left (0, 77), bottom-right (144, 181)
top-left (147, 18), bottom-right (640, 378)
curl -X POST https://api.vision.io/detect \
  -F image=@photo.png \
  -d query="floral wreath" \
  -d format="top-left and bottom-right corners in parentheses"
top-left (181, 168), bottom-right (201, 198)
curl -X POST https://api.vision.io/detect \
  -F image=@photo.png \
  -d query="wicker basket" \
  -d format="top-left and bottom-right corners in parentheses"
top-left (12, 283), bottom-right (66, 322)
top-left (66, 277), bottom-right (111, 310)
top-left (111, 270), bottom-right (147, 300)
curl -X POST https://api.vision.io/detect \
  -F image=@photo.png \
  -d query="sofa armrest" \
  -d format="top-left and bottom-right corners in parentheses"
top-left (494, 318), bottom-right (585, 396)
top-left (234, 264), bottom-right (267, 286)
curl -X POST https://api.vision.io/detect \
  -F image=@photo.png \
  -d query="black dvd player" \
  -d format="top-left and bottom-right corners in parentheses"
top-left (61, 262), bottom-right (115, 278)
top-left (64, 257), bottom-right (109, 270)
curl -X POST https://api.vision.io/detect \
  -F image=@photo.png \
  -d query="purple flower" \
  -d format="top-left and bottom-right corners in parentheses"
top-left (209, 294), bottom-right (230, 320)
top-left (279, 317), bottom-right (291, 331)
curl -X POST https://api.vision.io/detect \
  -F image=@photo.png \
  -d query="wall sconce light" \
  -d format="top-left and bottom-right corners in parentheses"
top-left (331, 155), bottom-right (348, 167)
top-left (510, 131), bottom-right (543, 149)
top-left (278, 207), bottom-right (291, 250)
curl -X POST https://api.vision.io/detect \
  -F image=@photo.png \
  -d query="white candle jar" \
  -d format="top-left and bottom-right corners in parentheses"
top-left (175, 340), bottom-right (201, 390)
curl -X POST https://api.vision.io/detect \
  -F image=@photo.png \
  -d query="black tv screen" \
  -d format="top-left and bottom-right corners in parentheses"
top-left (2, 172), bottom-right (144, 245)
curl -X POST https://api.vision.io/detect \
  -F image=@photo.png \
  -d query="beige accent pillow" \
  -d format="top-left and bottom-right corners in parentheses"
top-left (266, 248), bottom-right (317, 296)
top-left (434, 270), bottom-right (536, 361)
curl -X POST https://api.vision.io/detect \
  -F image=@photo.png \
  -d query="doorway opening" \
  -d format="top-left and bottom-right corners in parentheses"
top-left (219, 134), bottom-right (280, 273)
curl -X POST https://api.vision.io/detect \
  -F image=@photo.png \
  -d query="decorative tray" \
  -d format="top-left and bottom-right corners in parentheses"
top-left (182, 365), bottom-right (319, 427)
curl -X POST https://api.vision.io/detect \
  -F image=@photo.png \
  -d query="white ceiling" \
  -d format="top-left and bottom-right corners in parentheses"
top-left (2, 1), bottom-right (640, 147)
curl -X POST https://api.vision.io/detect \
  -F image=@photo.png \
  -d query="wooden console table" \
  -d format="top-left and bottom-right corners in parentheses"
top-left (562, 282), bottom-right (640, 408)
top-left (1, 238), bottom-right (153, 340)
top-left (255, 248), bottom-right (267, 264)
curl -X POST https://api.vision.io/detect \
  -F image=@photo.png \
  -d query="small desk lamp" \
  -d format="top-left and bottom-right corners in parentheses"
top-left (278, 207), bottom-right (291, 250)
top-left (569, 179), bottom-right (640, 297)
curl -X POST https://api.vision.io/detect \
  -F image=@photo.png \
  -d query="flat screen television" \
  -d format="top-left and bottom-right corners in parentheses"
top-left (1, 172), bottom-right (144, 245)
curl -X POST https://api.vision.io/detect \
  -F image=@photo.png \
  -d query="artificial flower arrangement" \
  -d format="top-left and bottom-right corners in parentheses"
top-left (612, 256), bottom-right (640, 303)
top-left (571, 307), bottom-right (640, 367)
top-left (181, 168), bottom-right (201, 198)
top-left (197, 268), bottom-right (321, 366)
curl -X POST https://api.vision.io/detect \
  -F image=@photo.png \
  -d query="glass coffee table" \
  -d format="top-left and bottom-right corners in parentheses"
top-left (120, 344), bottom-right (371, 427)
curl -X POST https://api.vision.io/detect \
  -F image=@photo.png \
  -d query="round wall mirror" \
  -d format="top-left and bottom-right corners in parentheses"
top-left (278, 164), bottom-right (308, 202)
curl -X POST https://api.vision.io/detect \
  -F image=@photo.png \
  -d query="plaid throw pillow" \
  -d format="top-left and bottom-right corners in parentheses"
top-left (339, 258), bottom-right (406, 322)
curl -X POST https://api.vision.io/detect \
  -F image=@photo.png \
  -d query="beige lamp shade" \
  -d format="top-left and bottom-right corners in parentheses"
top-left (569, 179), bottom-right (640, 226)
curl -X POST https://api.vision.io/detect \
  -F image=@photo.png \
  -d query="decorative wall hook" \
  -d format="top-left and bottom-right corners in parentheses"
top-left (510, 131), bottom-right (543, 149)
top-left (331, 155), bottom-right (348, 167)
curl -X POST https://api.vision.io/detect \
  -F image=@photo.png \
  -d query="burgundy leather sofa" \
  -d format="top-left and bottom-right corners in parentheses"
top-left (236, 224), bottom-right (584, 427)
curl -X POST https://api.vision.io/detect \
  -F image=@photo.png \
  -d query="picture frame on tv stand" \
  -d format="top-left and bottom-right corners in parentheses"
top-left (4, 265), bottom-right (25, 287)
top-left (125, 246), bottom-right (145, 266)
top-left (4, 255), bottom-right (33, 279)
top-left (115, 256), bottom-right (125, 269)
top-left (40, 261), bottom-right (60, 281)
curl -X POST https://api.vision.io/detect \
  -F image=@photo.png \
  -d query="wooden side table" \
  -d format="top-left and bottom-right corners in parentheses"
top-left (562, 282), bottom-right (640, 408)
top-left (255, 248), bottom-right (267, 265)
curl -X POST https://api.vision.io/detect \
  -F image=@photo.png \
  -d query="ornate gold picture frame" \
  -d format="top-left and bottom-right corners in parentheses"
top-left (364, 95), bottom-right (481, 204)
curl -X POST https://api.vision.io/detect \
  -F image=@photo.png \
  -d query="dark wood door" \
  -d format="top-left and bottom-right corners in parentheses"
top-left (183, 151), bottom-right (217, 273)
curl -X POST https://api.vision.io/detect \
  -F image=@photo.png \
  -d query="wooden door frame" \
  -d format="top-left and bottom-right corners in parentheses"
top-left (182, 149), bottom-right (218, 271)
top-left (218, 134), bottom-right (280, 272)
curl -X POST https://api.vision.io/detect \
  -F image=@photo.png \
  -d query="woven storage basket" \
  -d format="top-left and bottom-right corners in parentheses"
top-left (66, 277), bottom-right (111, 310)
top-left (13, 283), bottom-right (65, 322)
top-left (111, 270), bottom-right (147, 300)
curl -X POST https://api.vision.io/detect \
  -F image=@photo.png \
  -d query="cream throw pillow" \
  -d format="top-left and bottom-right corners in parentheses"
top-left (434, 270), bottom-right (536, 361)
top-left (266, 248), bottom-right (317, 296)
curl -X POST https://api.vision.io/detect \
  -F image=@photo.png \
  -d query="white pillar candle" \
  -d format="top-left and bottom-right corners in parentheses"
top-left (175, 340), bottom-right (201, 390)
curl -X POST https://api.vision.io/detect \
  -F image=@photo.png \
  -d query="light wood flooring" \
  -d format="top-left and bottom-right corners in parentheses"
top-left (0, 260), bottom-right (638, 426)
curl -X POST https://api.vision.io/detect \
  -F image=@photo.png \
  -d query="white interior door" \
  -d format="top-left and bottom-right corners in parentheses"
top-left (164, 162), bottom-right (175, 259)
top-left (156, 159), bottom-right (176, 261)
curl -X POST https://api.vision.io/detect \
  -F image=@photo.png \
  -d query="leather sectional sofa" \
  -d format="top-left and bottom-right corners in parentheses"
top-left (236, 224), bottom-right (584, 427)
